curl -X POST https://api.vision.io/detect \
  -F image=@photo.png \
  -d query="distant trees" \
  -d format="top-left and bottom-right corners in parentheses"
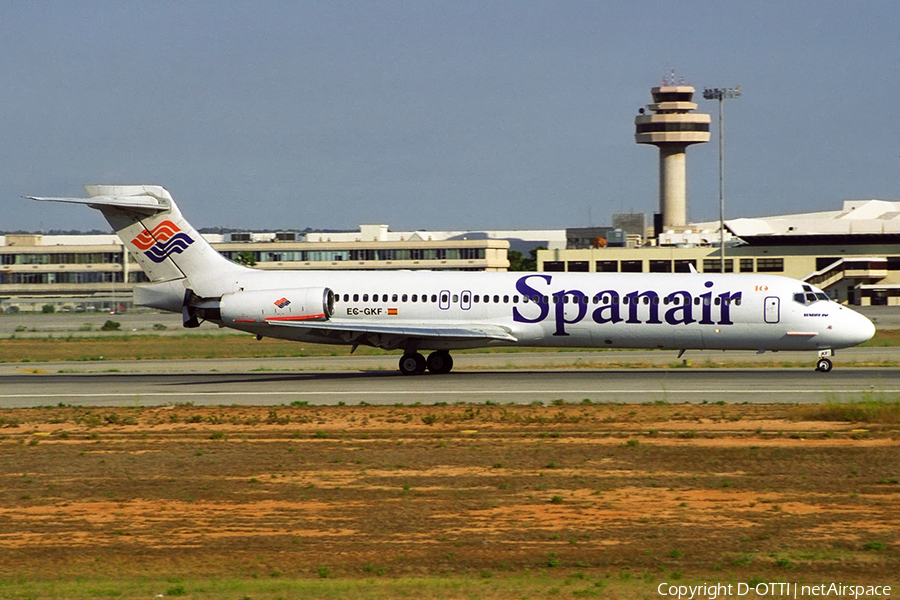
top-left (508, 246), bottom-right (545, 271)
top-left (233, 251), bottom-right (257, 267)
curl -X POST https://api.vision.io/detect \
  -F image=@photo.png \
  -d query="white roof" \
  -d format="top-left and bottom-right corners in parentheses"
top-left (693, 199), bottom-right (900, 237)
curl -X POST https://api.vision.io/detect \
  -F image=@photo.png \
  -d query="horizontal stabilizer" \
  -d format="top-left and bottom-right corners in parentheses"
top-left (27, 195), bottom-right (166, 214)
top-left (267, 320), bottom-right (518, 343)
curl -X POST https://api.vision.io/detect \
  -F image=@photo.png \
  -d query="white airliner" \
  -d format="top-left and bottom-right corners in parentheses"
top-left (30, 185), bottom-right (875, 374)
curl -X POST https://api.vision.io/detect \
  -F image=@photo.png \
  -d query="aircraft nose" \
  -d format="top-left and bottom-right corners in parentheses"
top-left (844, 308), bottom-right (875, 347)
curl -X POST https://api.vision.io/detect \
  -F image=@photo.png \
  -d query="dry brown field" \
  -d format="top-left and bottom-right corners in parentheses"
top-left (0, 401), bottom-right (898, 598)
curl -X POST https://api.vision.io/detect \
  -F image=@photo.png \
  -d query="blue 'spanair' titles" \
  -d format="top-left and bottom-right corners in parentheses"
top-left (512, 275), bottom-right (742, 336)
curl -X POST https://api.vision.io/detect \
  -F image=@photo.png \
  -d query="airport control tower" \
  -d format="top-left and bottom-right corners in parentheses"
top-left (635, 73), bottom-right (710, 232)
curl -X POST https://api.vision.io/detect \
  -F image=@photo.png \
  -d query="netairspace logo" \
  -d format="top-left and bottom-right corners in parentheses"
top-left (657, 581), bottom-right (892, 599)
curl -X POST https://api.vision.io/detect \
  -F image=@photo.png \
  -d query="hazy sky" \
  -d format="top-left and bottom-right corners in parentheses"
top-left (2, 1), bottom-right (898, 233)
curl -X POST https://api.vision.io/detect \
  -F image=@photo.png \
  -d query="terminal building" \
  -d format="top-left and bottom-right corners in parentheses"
top-left (0, 225), bottom-right (563, 313)
top-left (539, 199), bottom-right (900, 306)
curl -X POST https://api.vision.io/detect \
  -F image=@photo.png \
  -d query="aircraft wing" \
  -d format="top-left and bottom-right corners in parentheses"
top-left (266, 319), bottom-right (518, 348)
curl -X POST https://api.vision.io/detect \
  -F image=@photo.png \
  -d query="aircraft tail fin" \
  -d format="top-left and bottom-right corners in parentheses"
top-left (29, 185), bottom-right (248, 299)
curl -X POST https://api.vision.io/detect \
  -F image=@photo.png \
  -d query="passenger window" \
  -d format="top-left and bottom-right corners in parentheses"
top-left (714, 298), bottom-right (721, 306)
top-left (392, 294), bottom-right (398, 302)
top-left (412, 294), bottom-right (417, 302)
top-left (432, 294), bottom-right (438, 303)
top-left (493, 295), bottom-right (499, 303)
top-left (512, 295), bottom-right (518, 303)
top-left (694, 297), bottom-right (700, 305)
top-left (362, 294), bottom-right (369, 302)
top-left (343, 294), bottom-right (349, 302)
top-left (353, 294), bottom-right (359, 302)
top-left (653, 297), bottom-right (659, 305)
top-left (402, 294), bottom-right (408, 302)
top-left (735, 298), bottom-right (742, 306)
top-left (643, 296), bottom-right (650, 305)
top-left (473, 295), bottom-right (480, 303)
top-left (462, 293), bottom-right (469, 303)
top-left (382, 294), bottom-right (388, 302)
top-left (452, 294), bottom-right (459, 303)
top-left (503, 295), bottom-right (509, 303)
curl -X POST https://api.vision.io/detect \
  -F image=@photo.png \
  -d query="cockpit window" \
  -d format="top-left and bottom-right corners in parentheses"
top-left (794, 287), bottom-right (831, 305)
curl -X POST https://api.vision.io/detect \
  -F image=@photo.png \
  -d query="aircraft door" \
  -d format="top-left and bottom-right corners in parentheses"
top-left (460, 291), bottom-right (471, 310)
top-left (439, 290), bottom-right (450, 310)
top-left (764, 296), bottom-right (780, 324)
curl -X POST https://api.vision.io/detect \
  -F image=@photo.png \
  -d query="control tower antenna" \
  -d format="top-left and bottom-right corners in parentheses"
top-left (635, 73), bottom-right (711, 234)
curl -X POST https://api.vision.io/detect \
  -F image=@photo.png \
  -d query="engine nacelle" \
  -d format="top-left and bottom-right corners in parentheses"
top-left (220, 287), bottom-right (334, 324)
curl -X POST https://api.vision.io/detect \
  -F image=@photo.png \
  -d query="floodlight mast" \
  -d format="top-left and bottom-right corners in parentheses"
top-left (703, 87), bottom-right (741, 273)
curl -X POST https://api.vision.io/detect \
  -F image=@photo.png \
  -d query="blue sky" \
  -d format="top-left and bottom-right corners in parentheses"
top-left (2, 1), bottom-right (898, 232)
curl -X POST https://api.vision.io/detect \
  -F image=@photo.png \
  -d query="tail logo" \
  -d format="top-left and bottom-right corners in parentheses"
top-left (130, 220), bottom-right (195, 263)
top-left (274, 297), bottom-right (291, 309)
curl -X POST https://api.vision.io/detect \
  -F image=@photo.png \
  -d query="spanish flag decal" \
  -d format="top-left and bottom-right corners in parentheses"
top-left (387, 308), bottom-right (398, 316)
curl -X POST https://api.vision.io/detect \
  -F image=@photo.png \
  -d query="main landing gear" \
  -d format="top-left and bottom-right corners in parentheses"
top-left (399, 351), bottom-right (454, 375)
top-left (815, 349), bottom-right (833, 373)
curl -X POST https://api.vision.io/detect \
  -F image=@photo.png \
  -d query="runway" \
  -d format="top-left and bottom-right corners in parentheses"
top-left (2, 363), bottom-right (898, 407)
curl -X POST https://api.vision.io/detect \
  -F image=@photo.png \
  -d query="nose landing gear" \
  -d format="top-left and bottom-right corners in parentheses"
top-left (815, 357), bottom-right (833, 372)
top-left (815, 349), bottom-right (834, 373)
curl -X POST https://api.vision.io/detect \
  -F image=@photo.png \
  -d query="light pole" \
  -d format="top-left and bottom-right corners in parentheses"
top-left (703, 87), bottom-right (740, 273)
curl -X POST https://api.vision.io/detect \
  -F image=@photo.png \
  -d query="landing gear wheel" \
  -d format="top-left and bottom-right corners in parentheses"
top-left (399, 352), bottom-right (427, 375)
top-left (815, 358), bottom-right (833, 373)
top-left (426, 351), bottom-right (454, 374)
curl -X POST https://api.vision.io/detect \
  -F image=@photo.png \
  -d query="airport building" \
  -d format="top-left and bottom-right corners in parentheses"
top-left (539, 199), bottom-right (900, 306)
top-left (0, 225), bottom-right (564, 312)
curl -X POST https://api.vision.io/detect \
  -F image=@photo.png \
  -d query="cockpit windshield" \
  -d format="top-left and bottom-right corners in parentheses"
top-left (793, 284), bottom-right (831, 305)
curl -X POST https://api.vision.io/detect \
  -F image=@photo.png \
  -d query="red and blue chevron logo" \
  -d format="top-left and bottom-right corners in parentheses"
top-left (130, 220), bottom-right (194, 263)
top-left (274, 297), bottom-right (291, 309)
